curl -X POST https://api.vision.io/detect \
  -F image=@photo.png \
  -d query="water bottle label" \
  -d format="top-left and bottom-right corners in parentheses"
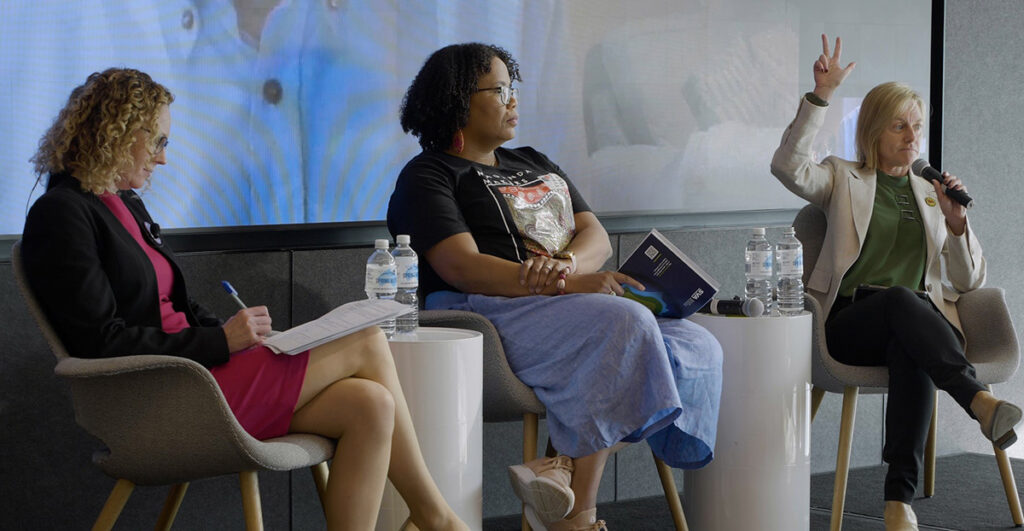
top-left (395, 257), bottom-right (419, 288)
top-left (777, 249), bottom-right (803, 275)
top-left (365, 264), bottom-right (397, 294)
top-left (745, 250), bottom-right (773, 278)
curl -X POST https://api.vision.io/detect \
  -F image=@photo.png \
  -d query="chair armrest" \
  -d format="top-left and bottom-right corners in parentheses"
top-left (55, 354), bottom-right (286, 484)
top-left (420, 309), bottom-right (546, 421)
top-left (54, 354), bottom-right (200, 379)
top-left (956, 288), bottom-right (1020, 382)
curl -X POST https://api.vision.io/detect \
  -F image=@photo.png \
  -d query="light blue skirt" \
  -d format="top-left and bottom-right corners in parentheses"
top-left (426, 291), bottom-right (723, 469)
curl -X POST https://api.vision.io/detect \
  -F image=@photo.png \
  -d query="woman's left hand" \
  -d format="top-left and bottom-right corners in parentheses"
top-left (932, 171), bottom-right (967, 235)
top-left (519, 255), bottom-right (572, 294)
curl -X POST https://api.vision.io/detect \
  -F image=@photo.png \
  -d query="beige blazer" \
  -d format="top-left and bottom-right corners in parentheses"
top-left (770, 96), bottom-right (986, 340)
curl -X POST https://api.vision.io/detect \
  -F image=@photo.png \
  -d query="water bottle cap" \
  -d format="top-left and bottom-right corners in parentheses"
top-left (375, 239), bottom-right (390, 249)
top-left (396, 234), bottom-right (411, 245)
top-left (752, 227), bottom-right (765, 235)
top-left (784, 226), bottom-right (796, 234)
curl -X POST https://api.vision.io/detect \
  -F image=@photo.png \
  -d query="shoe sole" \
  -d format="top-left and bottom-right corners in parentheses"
top-left (523, 505), bottom-right (548, 531)
top-left (508, 464), bottom-right (574, 524)
top-left (991, 402), bottom-right (1023, 450)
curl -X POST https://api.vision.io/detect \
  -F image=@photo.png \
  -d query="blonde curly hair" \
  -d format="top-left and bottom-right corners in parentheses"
top-left (31, 68), bottom-right (174, 194)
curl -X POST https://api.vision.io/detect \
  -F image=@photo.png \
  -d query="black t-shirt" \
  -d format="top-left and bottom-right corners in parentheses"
top-left (387, 146), bottom-right (592, 297)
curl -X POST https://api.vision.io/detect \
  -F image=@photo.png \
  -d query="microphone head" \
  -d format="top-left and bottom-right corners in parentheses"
top-left (911, 158), bottom-right (930, 175)
top-left (742, 297), bottom-right (765, 317)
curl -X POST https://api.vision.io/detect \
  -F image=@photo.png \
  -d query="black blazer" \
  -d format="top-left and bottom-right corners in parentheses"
top-left (21, 174), bottom-right (230, 368)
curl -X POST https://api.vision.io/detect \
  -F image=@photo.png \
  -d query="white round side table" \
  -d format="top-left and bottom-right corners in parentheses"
top-left (375, 327), bottom-right (483, 531)
top-left (684, 312), bottom-right (812, 531)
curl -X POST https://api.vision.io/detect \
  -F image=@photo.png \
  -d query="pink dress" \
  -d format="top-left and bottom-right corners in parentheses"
top-left (100, 194), bottom-right (309, 440)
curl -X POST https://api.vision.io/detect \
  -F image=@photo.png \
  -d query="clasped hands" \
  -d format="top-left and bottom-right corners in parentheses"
top-left (518, 256), bottom-right (643, 296)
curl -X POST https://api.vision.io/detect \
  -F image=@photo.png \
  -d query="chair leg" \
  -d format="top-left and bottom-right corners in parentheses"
top-left (989, 386), bottom-right (1024, 526)
top-left (811, 385), bottom-right (826, 423)
top-left (994, 444), bottom-right (1024, 526)
top-left (239, 470), bottom-right (264, 530)
top-left (923, 391), bottom-right (938, 497)
top-left (155, 483), bottom-right (189, 531)
top-left (91, 478), bottom-right (134, 531)
top-left (522, 412), bottom-right (540, 531)
top-left (652, 451), bottom-right (688, 531)
top-left (311, 461), bottom-right (330, 515)
top-left (830, 386), bottom-right (858, 531)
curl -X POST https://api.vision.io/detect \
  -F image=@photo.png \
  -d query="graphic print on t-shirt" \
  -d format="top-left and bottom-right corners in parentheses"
top-left (479, 169), bottom-right (575, 259)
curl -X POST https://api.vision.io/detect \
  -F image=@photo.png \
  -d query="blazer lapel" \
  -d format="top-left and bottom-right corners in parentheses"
top-left (911, 175), bottom-right (943, 268)
top-left (847, 166), bottom-right (876, 247)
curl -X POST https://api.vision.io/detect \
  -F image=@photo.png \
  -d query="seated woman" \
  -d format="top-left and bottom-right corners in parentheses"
top-left (770, 35), bottom-right (1022, 530)
top-left (388, 43), bottom-right (723, 531)
top-left (20, 68), bottom-right (467, 531)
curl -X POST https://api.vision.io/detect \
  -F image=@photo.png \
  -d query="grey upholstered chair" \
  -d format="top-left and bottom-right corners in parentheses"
top-left (419, 309), bottom-right (689, 531)
top-left (11, 241), bottom-right (335, 530)
top-left (792, 205), bottom-right (1023, 531)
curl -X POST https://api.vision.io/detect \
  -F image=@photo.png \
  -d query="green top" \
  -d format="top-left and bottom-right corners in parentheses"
top-left (838, 170), bottom-right (927, 297)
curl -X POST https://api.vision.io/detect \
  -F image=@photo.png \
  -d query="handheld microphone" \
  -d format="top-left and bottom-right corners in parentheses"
top-left (697, 297), bottom-right (765, 317)
top-left (911, 159), bottom-right (974, 209)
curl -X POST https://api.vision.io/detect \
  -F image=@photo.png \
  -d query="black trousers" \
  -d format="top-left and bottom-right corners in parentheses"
top-left (825, 286), bottom-right (986, 503)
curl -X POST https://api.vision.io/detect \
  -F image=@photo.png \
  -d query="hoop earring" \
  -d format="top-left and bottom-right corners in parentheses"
top-left (452, 129), bottom-right (464, 154)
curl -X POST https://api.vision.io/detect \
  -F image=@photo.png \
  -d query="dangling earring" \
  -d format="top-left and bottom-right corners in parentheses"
top-left (452, 129), bottom-right (464, 154)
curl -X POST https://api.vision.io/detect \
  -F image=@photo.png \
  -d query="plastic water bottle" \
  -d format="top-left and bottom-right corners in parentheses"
top-left (744, 228), bottom-right (774, 314)
top-left (775, 227), bottom-right (805, 315)
top-left (392, 234), bottom-right (419, 334)
top-left (365, 239), bottom-right (397, 337)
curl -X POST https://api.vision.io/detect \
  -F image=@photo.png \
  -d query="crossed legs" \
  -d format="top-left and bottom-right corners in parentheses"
top-left (288, 326), bottom-right (467, 530)
top-left (826, 286), bottom-right (1006, 503)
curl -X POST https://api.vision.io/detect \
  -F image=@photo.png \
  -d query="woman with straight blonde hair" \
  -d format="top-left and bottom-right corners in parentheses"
top-left (771, 35), bottom-right (1021, 530)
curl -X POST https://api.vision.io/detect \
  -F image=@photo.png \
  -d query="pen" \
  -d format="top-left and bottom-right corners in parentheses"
top-left (220, 280), bottom-right (248, 310)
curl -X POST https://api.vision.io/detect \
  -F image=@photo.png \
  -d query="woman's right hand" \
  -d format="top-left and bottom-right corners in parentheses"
top-left (222, 306), bottom-right (272, 353)
top-left (812, 34), bottom-right (856, 102)
top-left (565, 271), bottom-right (644, 296)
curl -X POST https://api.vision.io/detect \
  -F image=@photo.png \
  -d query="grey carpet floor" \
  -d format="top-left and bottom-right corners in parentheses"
top-left (482, 452), bottom-right (1024, 530)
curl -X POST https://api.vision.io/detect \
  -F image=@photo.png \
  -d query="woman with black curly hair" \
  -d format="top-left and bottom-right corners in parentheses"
top-left (388, 43), bottom-right (723, 531)
top-left (21, 68), bottom-right (467, 531)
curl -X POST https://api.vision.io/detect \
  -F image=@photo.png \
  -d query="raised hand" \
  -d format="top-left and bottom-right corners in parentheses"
top-left (812, 34), bottom-right (856, 102)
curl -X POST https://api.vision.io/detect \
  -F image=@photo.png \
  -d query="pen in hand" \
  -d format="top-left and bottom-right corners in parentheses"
top-left (222, 280), bottom-right (278, 337)
top-left (221, 280), bottom-right (248, 310)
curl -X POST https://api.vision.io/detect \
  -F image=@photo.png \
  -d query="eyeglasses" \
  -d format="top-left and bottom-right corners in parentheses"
top-left (142, 128), bottom-right (169, 154)
top-left (153, 136), bottom-right (169, 154)
top-left (475, 85), bottom-right (519, 105)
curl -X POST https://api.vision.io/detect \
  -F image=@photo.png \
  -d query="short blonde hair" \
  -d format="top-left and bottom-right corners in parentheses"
top-left (855, 81), bottom-right (925, 170)
top-left (31, 68), bottom-right (174, 194)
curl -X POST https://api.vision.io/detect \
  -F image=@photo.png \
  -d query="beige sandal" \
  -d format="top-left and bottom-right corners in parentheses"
top-left (549, 508), bottom-right (608, 531)
top-left (508, 455), bottom-right (575, 526)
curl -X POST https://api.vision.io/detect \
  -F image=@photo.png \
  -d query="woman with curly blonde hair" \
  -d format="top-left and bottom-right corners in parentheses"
top-left (31, 68), bottom-right (172, 194)
top-left (21, 68), bottom-right (468, 531)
